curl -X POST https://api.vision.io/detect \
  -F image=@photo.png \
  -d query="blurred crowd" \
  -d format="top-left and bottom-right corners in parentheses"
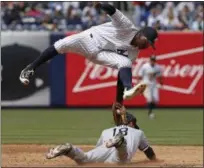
top-left (1, 1), bottom-right (203, 31)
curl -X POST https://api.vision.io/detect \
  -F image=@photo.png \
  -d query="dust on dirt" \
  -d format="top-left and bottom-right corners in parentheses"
top-left (2, 144), bottom-right (203, 167)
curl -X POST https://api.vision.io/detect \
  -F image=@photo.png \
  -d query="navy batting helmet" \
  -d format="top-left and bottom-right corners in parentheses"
top-left (126, 112), bottom-right (140, 129)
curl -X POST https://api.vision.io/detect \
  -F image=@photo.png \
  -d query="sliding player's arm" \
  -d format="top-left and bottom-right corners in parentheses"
top-left (139, 130), bottom-right (156, 160)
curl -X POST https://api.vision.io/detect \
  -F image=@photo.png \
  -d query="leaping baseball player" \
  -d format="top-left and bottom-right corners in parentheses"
top-left (19, 2), bottom-right (158, 101)
top-left (138, 56), bottom-right (163, 119)
top-left (46, 105), bottom-right (156, 164)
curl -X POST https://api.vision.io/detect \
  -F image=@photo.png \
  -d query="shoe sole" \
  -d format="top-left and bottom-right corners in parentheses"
top-left (106, 133), bottom-right (124, 148)
top-left (19, 71), bottom-right (30, 85)
top-left (46, 143), bottom-right (72, 159)
top-left (125, 83), bottom-right (146, 100)
top-left (19, 77), bottom-right (29, 85)
top-left (19, 67), bottom-right (34, 85)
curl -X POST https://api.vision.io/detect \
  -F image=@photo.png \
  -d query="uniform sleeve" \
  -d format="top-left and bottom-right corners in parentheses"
top-left (138, 130), bottom-right (150, 151)
top-left (109, 9), bottom-right (135, 28)
top-left (98, 3), bottom-right (134, 28)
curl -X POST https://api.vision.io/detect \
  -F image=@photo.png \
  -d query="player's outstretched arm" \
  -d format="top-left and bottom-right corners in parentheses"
top-left (94, 2), bottom-right (134, 28)
top-left (139, 131), bottom-right (156, 160)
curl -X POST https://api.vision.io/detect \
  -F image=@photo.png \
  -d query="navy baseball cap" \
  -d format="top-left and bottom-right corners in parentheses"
top-left (141, 27), bottom-right (158, 49)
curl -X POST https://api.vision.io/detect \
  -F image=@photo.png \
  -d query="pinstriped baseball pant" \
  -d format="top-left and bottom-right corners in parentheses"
top-left (54, 30), bottom-right (132, 69)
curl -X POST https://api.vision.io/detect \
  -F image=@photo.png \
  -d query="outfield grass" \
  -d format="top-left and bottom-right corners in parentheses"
top-left (1, 109), bottom-right (203, 145)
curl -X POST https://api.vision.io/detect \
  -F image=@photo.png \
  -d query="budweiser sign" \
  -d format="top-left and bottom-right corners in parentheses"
top-left (66, 32), bottom-right (203, 106)
top-left (73, 47), bottom-right (203, 95)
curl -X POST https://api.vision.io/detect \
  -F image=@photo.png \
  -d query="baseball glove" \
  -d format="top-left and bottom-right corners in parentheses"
top-left (112, 102), bottom-right (128, 125)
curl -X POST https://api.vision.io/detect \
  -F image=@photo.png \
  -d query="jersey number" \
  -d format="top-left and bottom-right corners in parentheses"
top-left (113, 127), bottom-right (128, 136)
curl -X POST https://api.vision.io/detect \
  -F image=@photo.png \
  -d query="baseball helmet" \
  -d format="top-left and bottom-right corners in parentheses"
top-left (126, 112), bottom-right (140, 129)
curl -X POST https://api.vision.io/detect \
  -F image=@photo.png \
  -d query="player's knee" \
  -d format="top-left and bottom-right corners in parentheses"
top-left (54, 39), bottom-right (67, 54)
top-left (118, 59), bottom-right (132, 69)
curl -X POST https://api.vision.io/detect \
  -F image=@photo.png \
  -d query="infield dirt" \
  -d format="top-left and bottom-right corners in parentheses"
top-left (2, 144), bottom-right (203, 167)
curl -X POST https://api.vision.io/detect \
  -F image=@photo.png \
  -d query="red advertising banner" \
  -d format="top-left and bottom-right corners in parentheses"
top-left (66, 32), bottom-right (203, 107)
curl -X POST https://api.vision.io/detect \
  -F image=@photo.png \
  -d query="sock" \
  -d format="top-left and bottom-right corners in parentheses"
top-left (30, 45), bottom-right (58, 70)
top-left (116, 74), bottom-right (124, 104)
top-left (118, 67), bottom-right (132, 90)
top-left (148, 102), bottom-right (155, 115)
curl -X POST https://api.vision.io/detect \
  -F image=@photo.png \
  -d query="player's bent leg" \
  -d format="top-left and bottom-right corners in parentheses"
top-left (105, 131), bottom-right (129, 163)
top-left (46, 143), bottom-right (88, 165)
top-left (123, 82), bottom-right (147, 100)
top-left (93, 51), bottom-right (146, 100)
top-left (19, 45), bottom-right (58, 85)
top-left (106, 131), bottom-right (125, 148)
top-left (114, 139), bottom-right (129, 164)
top-left (85, 145), bottom-right (117, 163)
top-left (46, 143), bottom-right (72, 159)
top-left (20, 31), bottom-right (98, 85)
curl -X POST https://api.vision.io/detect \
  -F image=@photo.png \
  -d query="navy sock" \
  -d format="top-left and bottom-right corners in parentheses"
top-left (30, 45), bottom-right (58, 70)
top-left (148, 102), bottom-right (155, 115)
top-left (118, 67), bottom-right (132, 90)
top-left (116, 74), bottom-right (124, 103)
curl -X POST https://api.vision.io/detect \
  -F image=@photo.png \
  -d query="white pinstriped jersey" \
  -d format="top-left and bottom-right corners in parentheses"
top-left (54, 9), bottom-right (140, 70)
top-left (90, 9), bottom-right (140, 62)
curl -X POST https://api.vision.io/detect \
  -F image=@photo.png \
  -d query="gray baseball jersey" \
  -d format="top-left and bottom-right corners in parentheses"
top-left (54, 9), bottom-right (140, 70)
top-left (81, 125), bottom-right (149, 163)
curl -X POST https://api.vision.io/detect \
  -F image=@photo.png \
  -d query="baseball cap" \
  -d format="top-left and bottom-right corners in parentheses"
top-left (141, 27), bottom-right (158, 49)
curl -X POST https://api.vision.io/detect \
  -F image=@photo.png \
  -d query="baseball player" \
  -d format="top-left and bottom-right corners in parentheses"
top-left (46, 112), bottom-right (156, 164)
top-left (19, 2), bottom-right (158, 101)
top-left (138, 56), bottom-right (163, 119)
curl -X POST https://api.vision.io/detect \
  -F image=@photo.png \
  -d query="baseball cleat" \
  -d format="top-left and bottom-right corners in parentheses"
top-left (123, 82), bottom-right (146, 100)
top-left (149, 113), bottom-right (155, 120)
top-left (106, 132), bottom-right (125, 148)
top-left (19, 65), bottom-right (34, 85)
top-left (46, 143), bottom-right (73, 159)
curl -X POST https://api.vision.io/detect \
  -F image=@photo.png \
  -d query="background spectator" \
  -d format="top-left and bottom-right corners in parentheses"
top-left (1, 1), bottom-right (203, 31)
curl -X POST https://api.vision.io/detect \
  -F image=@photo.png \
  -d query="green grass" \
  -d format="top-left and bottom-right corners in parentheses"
top-left (1, 109), bottom-right (203, 145)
